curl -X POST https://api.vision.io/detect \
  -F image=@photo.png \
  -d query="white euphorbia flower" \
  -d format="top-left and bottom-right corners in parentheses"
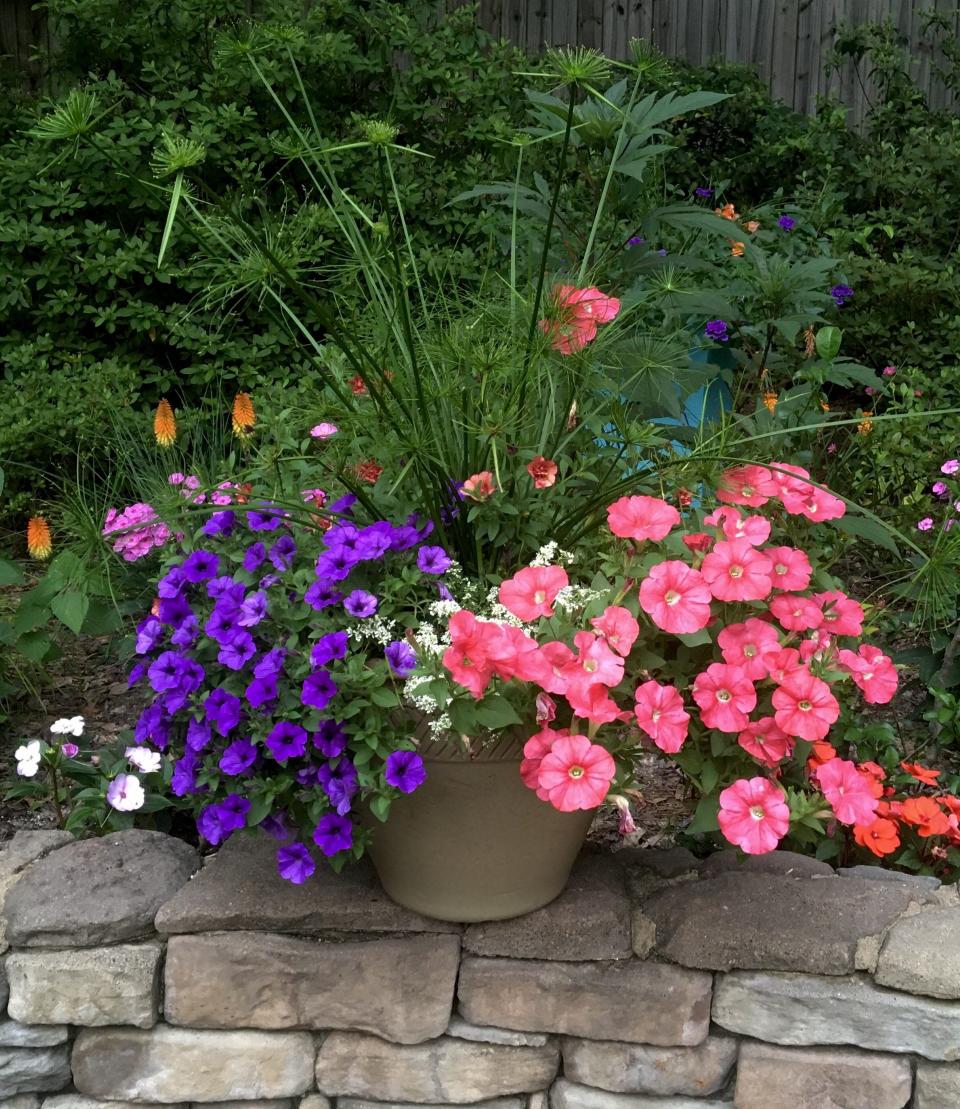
top-left (50, 716), bottom-right (85, 737)
top-left (14, 741), bottom-right (42, 778)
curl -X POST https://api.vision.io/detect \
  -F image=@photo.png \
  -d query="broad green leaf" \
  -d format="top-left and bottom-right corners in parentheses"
top-left (15, 630), bottom-right (52, 662)
top-left (369, 793), bottom-right (391, 822)
top-left (815, 326), bottom-right (843, 361)
top-left (832, 514), bottom-right (899, 554)
top-left (448, 698), bottom-right (477, 735)
top-left (0, 558), bottom-right (23, 587)
top-left (50, 591), bottom-right (90, 635)
top-left (687, 793), bottom-right (720, 834)
top-left (475, 695), bottom-right (522, 729)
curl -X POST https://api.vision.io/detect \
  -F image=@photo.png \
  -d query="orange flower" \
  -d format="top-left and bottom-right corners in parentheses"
top-left (901, 761), bottom-right (941, 787)
top-left (806, 740), bottom-right (837, 773)
top-left (820, 400), bottom-right (830, 412)
top-left (235, 482), bottom-right (253, 505)
top-left (231, 392), bottom-right (255, 438)
top-left (744, 219), bottom-right (760, 234)
top-left (526, 456), bottom-right (558, 489)
top-left (153, 399), bottom-right (177, 447)
top-left (26, 516), bottom-right (52, 560)
top-left (462, 471), bottom-right (496, 501)
top-left (859, 761), bottom-right (887, 782)
top-left (355, 459), bottom-right (383, 484)
top-left (715, 203), bottom-right (739, 221)
top-left (150, 596), bottom-right (161, 617)
top-left (858, 412), bottom-right (873, 436)
top-left (349, 375), bottom-right (368, 396)
top-left (853, 817), bottom-right (901, 857)
top-left (803, 326), bottom-right (816, 358)
top-left (901, 796), bottom-right (951, 837)
top-left (762, 390), bottom-right (778, 413)
top-left (730, 240), bottom-right (745, 257)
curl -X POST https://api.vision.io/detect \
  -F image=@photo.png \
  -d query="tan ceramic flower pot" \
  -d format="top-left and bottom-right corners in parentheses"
top-left (367, 734), bottom-right (594, 922)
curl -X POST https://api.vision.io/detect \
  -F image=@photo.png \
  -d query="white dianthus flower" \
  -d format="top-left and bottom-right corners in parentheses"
top-left (50, 716), bottom-right (84, 737)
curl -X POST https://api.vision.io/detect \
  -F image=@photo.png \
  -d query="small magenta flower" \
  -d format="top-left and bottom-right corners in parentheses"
top-left (344, 590), bottom-right (378, 618)
top-left (942, 460), bottom-right (960, 475)
top-left (918, 518), bottom-right (935, 531)
top-left (933, 481), bottom-right (949, 496)
top-left (310, 423), bottom-right (338, 440)
top-left (60, 742), bottom-right (79, 759)
top-left (882, 365), bottom-right (896, 376)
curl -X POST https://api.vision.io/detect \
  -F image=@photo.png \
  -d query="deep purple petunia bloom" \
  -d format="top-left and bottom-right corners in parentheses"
top-left (830, 283), bottom-right (854, 307)
top-left (245, 674), bottom-right (279, 709)
top-left (170, 614), bottom-right (200, 648)
top-left (205, 607), bottom-right (242, 644)
top-left (417, 546), bottom-right (451, 575)
top-left (354, 522), bottom-right (394, 560)
top-left (243, 542), bottom-right (267, 573)
top-left (313, 812), bottom-right (353, 856)
top-left (311, 631), bottom-right (349, 667)
top-left (207, 576), bottom-right (246, 605)
top-left (158, 594), bottom-right (193, 628)
top-left (304, 582), bottom-right (344, 611)
top-left (171, 750), bottom-right (200, 797)
top-left (695, 186), bottom-right (714, 198)
top-left (197, 802), bottom-right (226, 844)
top-left (247, 504), bottom-right (285, 532)
top-left (218, 793), bottom-right (251, 833)
top-left (238, 591), bottom-right (268, 627)
top-left (385, 750), bottom-right (427, 794)
top-left (704, 319), bottom-right (729, 343)
top-left (204, 688), bottom-right (242, 736)
top-left (777, 214), bottom-right (796, 231)
top-left (157, 566), bottom-right (186, 599)
top-left (277, 842), bottom-right (315, 884)
top-left (186, 719), bottom-right (212, 751)
top-left (254, 647), bottom-right (287, 679)
top-left (302, 671), bottom-right (338, 711)
top-left (148, 651), bottom-right (187, 693)
top-left (135, 617), bottom-right (163, 655)
top-left (344, 590), bottom-right (378, 618)
top-left (182, 549), bottom-right (221, 583)
top-left (313, 719), bottom-right (348, 757)
top-left (203, 510), bottom-right (236, 538)
top-left (127, 662), bottom-right (146, 687)
top-left (269, 535), bottom-right (297, 572)
top-left (260, 810), bottom-right (290, 841)
top-left (317, 758), bottom-right (358, 816)
top-left (265, 721), bottom-right (308, 761)
top-left (385, 641), bottom-right (417, 678)
top-left (328, 493), bottom-right (357, 516)
top-left (314, 550), bottom-right (356, 582)
top-left (626, 235), bottom-right (644, 248)
top-left (218, 633), bottom-right (257, 671)
top-left (134, 702), bottom-right (171, 748)
top-left (219, 738), bottom-right (258, 776)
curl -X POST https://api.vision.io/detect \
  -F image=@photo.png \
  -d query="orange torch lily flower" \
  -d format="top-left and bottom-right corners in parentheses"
top-left (153, 399), bottom-right (177, 447)
top-left (232, 392), bottom-right (256, 438)
top-left (26, 516), bottom-right (52, 560)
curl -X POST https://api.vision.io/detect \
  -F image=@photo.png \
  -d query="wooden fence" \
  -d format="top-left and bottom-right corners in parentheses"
top-left (4, 1), bottom-right (960, 125)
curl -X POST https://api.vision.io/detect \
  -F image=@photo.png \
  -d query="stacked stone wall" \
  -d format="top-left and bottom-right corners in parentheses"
top-left (0, 829), bottom-right (957, 1108)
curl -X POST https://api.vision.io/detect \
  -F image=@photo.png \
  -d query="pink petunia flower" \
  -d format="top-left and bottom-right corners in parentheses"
top-left (537, 641), bottom-right (576, 695)
top-left (813, 591), bottom-right (864, 637)
top-left (562, 631), bottom-right (625, 693)
top-left (442, 610), bottom-right (499, 698)
top-left (638, 560), bottom-right (712, 634)
top-left (769, 594), bottom-right (824, 633)
top-left (590, 605), bottom-right (640, 657)
top-left (760, 646), bottom-right (804, 684)
top-left (498, 565), bottom-right (569, 623)
top-left (692, 663), bottom-right (757, 732)
top-left (942, 460), bottom-right (960, 475)
top-left (607, 495), bottom-right (681, 542)
top-left (701, 540), bottom-right (773, 602)
top-left (717, 777), bottom-right (790, 854)
top-left (566, 682), bottom-right (624, 725)
top-left (837, 644), bottom-right (898, 705)
top-left (527, 456), bottom-right (559, 489)
top-left (540, 285), bottom-right (620, 354)
top-left (536, 734), bottom-right (616, 811)
top-left (817, 757), bottom-right (879, 826)
top-left (772, 669), bottom-right (840, 741)
top-left (704, 506), bottom-right (771, 546)
top-left (521, 727), bottom-right (564, 801)
top-left (767, 546), bottom-right (813, 592)
top-left (716, 465), bottom-right (776, 507)
top-left (717, 618), bottom-right (781, 680)
top-left (738, 717), bottom-right (793, 768)
top-left (634, 680), bottom-right (690, 753)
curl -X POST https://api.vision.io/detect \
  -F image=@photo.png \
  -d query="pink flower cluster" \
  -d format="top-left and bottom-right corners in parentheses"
top-left (103, 503), bottom-right (170, 562)
top-left (441, 462), bottom-right (899, 854)
top-left (168, 473), bottom-right (240, 507)
top-left (539, 285), bottom-right (620, 355)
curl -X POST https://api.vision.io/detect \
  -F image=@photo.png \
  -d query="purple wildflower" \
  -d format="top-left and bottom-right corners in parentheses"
top-left (269, 535), bottom-right (297, 572)
top-left (313, 813), bottom-right (353, 856)
top-left (385, 750), bottom-right (427, 794)
top-left (243, 542), bottom-right (267, 573)
top-left (245, 674), bottom-right (279, 709)
top-left (238, 591), bottom-right (268, 627)
top-left (186, 719), bottom-right (212, 751)
top-left (830, 283), bottom-right (854, 307)
top-left (704, 319), bottom-right (729, 343)
top-left (277, 842), bottom-right (315, 884)
top-left (777, 214), bottom-right (796, 231)
top-left (157, 566), bottom-right (186, 599)
top-left (417, 546), bottom-right (451, 574)
top-left (202, 511), bottom-right (236, 538)
top-left (626, 235), bottom-right (644, 247)
top-left (182, 549), bottom-right (220, 583)
top-left (218, 633), bottom-right (257, 671)
top-left (305, 582), bottom-right (344, 610)
top-left (204, 688), bottom-right (242, 736)
top-left (247, 505), bottom-right (284, 532)
top-left (135, 617), bottom-right (164, 655)
top-left (344, 590), bottom-right (378, 618)
top-left (695, 186), bottom-right (713, 198)
top-left (254, 648), bottom-right (287, 679)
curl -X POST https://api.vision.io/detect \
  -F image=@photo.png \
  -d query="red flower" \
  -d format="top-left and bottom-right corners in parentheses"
top-left (900, 761), bottom-right (941, 787)
top-left (462, 472), bottom-right (497, 501)
top-left (355, 459), bottom-right (383, 484)
top-left (526, 456), bottom-right (558, 489)
top-left (349, 375), bottom-right (368, 395)
top-left (901, 797), bottom-right (951, 837)
top-left (853, 818), bottom-right (900, 857)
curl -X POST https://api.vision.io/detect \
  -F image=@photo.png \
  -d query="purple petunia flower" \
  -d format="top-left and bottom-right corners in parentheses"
top-left (218, 633), bottom-right (257, 671)
top-left (260, 810), bottom-right (290, 841)
top-left (171, 750), bottom-right (201, 796)
top-left (313, 719), bottom-right (348, 758)
top-left (204, 688), bottom-right (242, 736)
top-left (311, 631), bottom-right (349, 667)
top-left (243, 542), bottom-right (267, 573)
top-left (314, 550), bottom-right (356, 582)
top-left (205, 607), bottom-right (242, 644)
top-left (207, 577), bottom-right (246, 604)
top-left (269, 535), bottom-right (297, 572)
top-left (218, 793), bottom-right (252, 834)
top-left (313, 813), bottom-right (353, 856)
top-left (170, 614), bottom-right (200, 648)
top-left (219, 738), bottom-right (258, 776)
top-left (385, 750), bottom-right (427, 794)
top-left (277, 842), bottom-right (315, 884)
top-left (265, 721), bottom-right (308, 761)
top-left (245, 674), bottom-right (279, 709)
top-left (134, 702), bottom-right (171, 749)
top-left (135, 617), bottom-right (164, 655)
top-left (203, 510), bottom-right (236, 538)
top-left (777, 214), bottom-right (796, 231)
top-left (186, 719), bottom-right (212, 751)
top-left (328, 493), bottom-right (357, 516)
top-left (197, 801), bottom-right (227, 845)
top-left (148, 651), bottom-right (188, 693)
top-left (158, 594), bottom-right (193, 628)
top-left (128, 662), bottom-right (146, 688)
top-left (302, 671), bottom-right (338, 711)
top-left (830, 283), bottom-right (854, 307)
top-left (385, 641), bottom-right (417, 678)
top-left (182, 549), bottom-right (221, 583)
top-left (704, 319), bottom-right (729, 343)
top-left (695, 186), bottom-right (713, 198)
top-left (417, 546), bottom-right (451, 575)
top-left (247, 505), bottom-right (285, 532)
top-left (238, 591), bottom-right (268, 627)
top-left (344, 590), bottom-right (378, 618)
top-left (305, 582), bottom-right (345, 611)
top-left (157, 566), bottom-right (186, 599)
top-left (626, 235), bottom-right (644, 247)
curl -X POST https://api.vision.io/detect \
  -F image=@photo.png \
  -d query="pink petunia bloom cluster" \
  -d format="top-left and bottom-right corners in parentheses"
top-left (440, 462), bottom-right (900, 855)
top-left (539, 285), bottom-right (621, 355)
top-left (102, 503), bottom-right (170, 562)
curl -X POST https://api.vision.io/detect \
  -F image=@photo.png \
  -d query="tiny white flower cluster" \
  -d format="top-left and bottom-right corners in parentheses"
top-left (346, 617), bottom-right (398, 646)
top-left (14, 740), bottom-right (41, 778)
top-left (412, 621), bottom-right (446, 658)
top-left (554, 585), bottom-right (605, 614)
top-left (50, 716), bottom-right (84, 737)
top-left (530, 541), bottom-right (575, 567)
top-left (403, 674), bottom-right (438, 712)
top-left (480, 587), bottom-right (523, 627)
top-left (428, 599), bottom-right (461, 621)
top-left (428, 713), bottom-right (452, 739)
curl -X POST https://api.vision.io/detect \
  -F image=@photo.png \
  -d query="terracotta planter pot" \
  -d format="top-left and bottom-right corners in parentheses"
top-left (367, 735), bottom-right (593, 922)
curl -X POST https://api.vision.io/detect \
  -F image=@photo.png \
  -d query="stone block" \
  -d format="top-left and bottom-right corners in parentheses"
top-left (7, 945), bottom-right (161, 1028)
top-left (611, 847), bottom-right (700, 878)
top-left (463, 856), bottom-right (631, 961)
top-left (42, 1099), bottom-right (182, 1109)
top-left (458, 957), bottom-right (711, 1046)
top-left (645, 874), bottom-right (913, 974)
top-left (297, 1100), bottom-right (331, 1109)
top-left (4, 832), bottom-right (197, 948)
top-left (875, 906), bottom-right (960, 998)
top-left (699, 849), bottom-right (834, 879)
top-left (561, 1034), bottom-right (737, 1096)
top-left (713, 970), bottom-right (960, 1060)
top-left (202, 1103), bottom-right (294, 1108)
top-left (548, 1080), bottom-right (732, 1107)
top-left (71, 1027), bottom-right (315, 1101)
top-left (0, 1023), bottom-right (67, 1048)
top-left (0, 965), bottom-right (7, 1014)
top-left (0, 835), bottom-right (73, 878)
top-left (165, 931), bottom-right (457, 1044)
top-left (446, 1016), bottom-right (549, 1048)
top-left (315, 1031), bottom-right (558, 1103)
top-left (0, 1097), bottom-right (40, 1109)
top-left (338, 1099), bottom-right (525, 1109)
top-left (0, 1047), bottom-right (70, 1098)
top-left (838, 865), bottom-right (940, 892)
top-left (155, 833), bottom-right (457, 937)
top-left (734, 1042), bottom-right (912, 1108)
top-left (915, 1061), bottom-right (960, 1108)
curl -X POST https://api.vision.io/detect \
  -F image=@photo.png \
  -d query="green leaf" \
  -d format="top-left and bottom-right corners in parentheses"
top-left (832, 513), bottom-right (899, 554)
top-left (369, 793), bottom-right (391, 822)
top-left (0, 559), bottom-right (24, 587)
top-left (687, 793), bottom-right (720, 834)
top-left (370, 686), bottom-right (400, 708)
top-left (15, 630), bottom-right (52, 662)
top-left (245, 794), bottom-right (274, 826)
top-left (448, 698), bottom-right (478, 735)
top-left (50, 591), bottom-right (90, 635)
top-left (815, 325), bottom-right (843, 361)
top-left (475, 695), bottom-right (522, 729)
top-left (700, 761), bottom-right (719, 794)
top-left (677, 628), bottom-right (712, 648)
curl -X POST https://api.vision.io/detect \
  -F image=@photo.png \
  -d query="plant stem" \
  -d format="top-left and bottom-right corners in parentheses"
top-left (48, 766), bottom-right (65, 828)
